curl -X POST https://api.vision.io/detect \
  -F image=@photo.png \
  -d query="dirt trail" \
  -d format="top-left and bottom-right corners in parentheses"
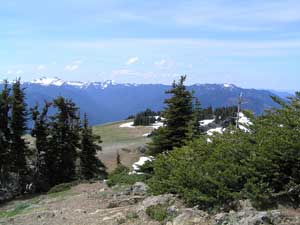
top-left (0, 182), bottom-right (157, 225)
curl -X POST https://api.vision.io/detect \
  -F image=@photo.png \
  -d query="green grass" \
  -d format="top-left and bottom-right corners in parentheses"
top-left (93, 120), bottom-right (152, 148)
top-left (146, 204), bottom-right (169, 222)
top-left (0, 202), bottom-right (33, 218)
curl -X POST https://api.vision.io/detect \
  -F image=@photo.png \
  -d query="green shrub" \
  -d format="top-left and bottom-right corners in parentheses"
top-left (148, 131), bottom-right (255, 211)
top-left (107, 164), bottom-right (149, 187)
top-left (47, 180), bottom-right (80, 194)
top-left (146, 204), bottom-right (168, 221)
top-left (149, 93), bottom-right (300, 211)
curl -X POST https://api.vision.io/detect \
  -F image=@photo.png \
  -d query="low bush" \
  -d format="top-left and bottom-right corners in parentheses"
top-left (107, 165), bottom-right (149, 187)
top-left (149, 94), bottom-right (300, 211)
top-left (146, 204), bottom-right (168, 221)
top-left (47, 180), bottom-right (80, 194)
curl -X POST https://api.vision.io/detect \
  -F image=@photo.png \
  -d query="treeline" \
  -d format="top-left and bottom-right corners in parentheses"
top-left (199, 105), bottom-right (238, 122)
top-left (142, 75), bottom-right (300, 210)
top-left (132, 109), bottom-right (160, 126)
top-left (0, 79), bottom-right (106, 197)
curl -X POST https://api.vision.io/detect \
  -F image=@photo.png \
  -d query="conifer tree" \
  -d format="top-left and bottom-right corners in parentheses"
top-left (10, 78), bottom-right (28, 190)
top-left (149, 75), bottom-right (193, 154)
top-left (31, 102), bottom-right (51, 192)
top-left (80, 113), bottom-right (106, 180)
top-left (0, 80), bottom-right (11, 177)
top-left (188, 97), bottom-right (202, 138)
top-left (48, 97), bottom-right (80, 185)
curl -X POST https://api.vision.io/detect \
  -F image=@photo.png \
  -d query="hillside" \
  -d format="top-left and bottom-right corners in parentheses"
top-left (93, 120), bottom-right (154, 172)
top-left (0, 78), bottom-right (282, 125)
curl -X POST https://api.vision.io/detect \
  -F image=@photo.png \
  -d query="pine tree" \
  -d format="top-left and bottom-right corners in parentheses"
top-left (149, 75), bottom-right (193, 154)
top-left (80, 113), bottom-right (107, 180)
top-left (48, 97), bottom-right (80, 185)
top-left (10, 78), bottom-right (28, 190)
top-left (0, 80), bottom-right (11, 178)
top-left (31, 102), bottom-right (52, 192)
top-left (188, 97), bottom-right (202, 138)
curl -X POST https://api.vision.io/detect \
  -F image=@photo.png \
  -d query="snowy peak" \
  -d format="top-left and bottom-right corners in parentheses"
top-left (194, 83), bottom-right (237, 90)
top-left (223, 83), bottom-right (235, 88)
top-left (28, 77), bottom-right (119, 89)
top-left (31, 77), bottom-right (65, 86)
top-left (28, 77), bottom-right (237, 91)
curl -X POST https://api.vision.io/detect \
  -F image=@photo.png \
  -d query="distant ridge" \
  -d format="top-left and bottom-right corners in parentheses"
top-left (0, 77), bottom-right (281, 125)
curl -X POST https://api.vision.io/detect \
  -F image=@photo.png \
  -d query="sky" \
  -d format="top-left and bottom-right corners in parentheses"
top-left (0, 0), bottom-right (300, 91)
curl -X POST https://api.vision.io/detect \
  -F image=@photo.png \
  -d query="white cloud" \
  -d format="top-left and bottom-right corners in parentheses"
top-left (37, 65), bottom-right (46, 71)
top-left (154, 59), bottom-right (176, 69)
top-left (6, 70), bottom-right (13, 75)
top-left (64, 64), bottom-right (79, 71)
top-left (16, 70), bottom-right (24, 75)
top-left (126, 57), bottom-right (139, 65)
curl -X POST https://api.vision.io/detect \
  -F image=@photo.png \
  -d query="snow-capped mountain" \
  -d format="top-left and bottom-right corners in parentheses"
top-left (27, 77), bottom-right (121, 89)
top-left (1, 77), bottom-right (281, 125)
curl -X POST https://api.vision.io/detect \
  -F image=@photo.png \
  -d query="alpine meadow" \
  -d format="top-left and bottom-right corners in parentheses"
top-left (1, 1), bottom-right (300, 225)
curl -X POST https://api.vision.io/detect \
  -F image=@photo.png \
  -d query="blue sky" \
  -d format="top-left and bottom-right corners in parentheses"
top-left (1, 0), bottom-right (300, 90)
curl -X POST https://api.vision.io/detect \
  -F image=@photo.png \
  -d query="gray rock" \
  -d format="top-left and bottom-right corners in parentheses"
top-left (139, 194), bottom-right (174, 211)
top-left (214, 208), bottom-right (282, 225)
top-left (137, 145), bottom-right (148, 153)
top-left (172, 208), bottom-right (209, 225)
top-left (131, 182), bottom-right (148, 196)
top-left (167, 205), bottom-right (179, 215)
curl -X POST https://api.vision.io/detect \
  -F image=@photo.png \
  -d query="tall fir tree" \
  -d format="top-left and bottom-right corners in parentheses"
top-left (149, 75), bottom-right (194, 154)
top-left (48, 97), bottom-right (80, 185)
top-left (0, 80), bottom-right (11, 178)
top-left (10, 78), bottom-right (28, 190)
top-left (188, 97), bottom-right (202, 139)
top-left (31, 102), bottom-right (52, 192)
top-left (80, 113), bottom-right (107, 180)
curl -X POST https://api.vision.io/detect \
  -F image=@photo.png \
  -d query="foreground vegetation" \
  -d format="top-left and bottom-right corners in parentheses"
top-left (146, 77), bottom-right (300, 211)
top-left (0, 79), bottom-right (106, 202)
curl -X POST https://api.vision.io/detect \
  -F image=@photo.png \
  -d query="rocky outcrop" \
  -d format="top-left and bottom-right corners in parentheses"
top-left (166, 200), bottom-right (300, 225)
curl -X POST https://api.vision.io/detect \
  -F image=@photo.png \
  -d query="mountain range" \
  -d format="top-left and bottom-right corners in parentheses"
top-left (0, 77), bottom-right (284, 125)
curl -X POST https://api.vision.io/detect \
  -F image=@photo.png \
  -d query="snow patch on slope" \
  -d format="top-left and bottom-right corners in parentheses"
top-left (207, 127), bottom-right (225, 136)
top-left (200, 119), bottom-right (215, 126)
top-left (131, 156), bottom-right (154, 174)
top-left (238, 112), bottom-right (253, 132)
top-left (119, 122), bottom-right (135, 128)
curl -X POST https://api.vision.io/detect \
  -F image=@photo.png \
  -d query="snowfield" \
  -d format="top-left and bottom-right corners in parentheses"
top-left (199, 119), bottom-right (215, 126)
top-left (119, 122), bottom-right (135, 128)
top-left (130, 156), bottom-right (154, 174)
top-left (150, 121), bottom-right (164, 129)
top-left (238, 112), bottom-right (253, 132)
top-left (143, 133), bottom-right (151, 137)
top-left (207, 127), bottom-right (225, 136)
top-left (119, 120), bottom-right (164, 131)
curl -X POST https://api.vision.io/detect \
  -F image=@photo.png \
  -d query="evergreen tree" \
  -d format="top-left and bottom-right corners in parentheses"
top-left (0, 80), bottom-right (11, 178)
top-left (133, 108), bottom-right (157, 126)
top-left (31, 102), bottom-right (52, 192)
top-left (188, 97), bottom-right (202, 138)
top-left (80, 113), bottom-right (107, 180)
top-left (48, 97), bottom-right (80, 185)
top-left (149, 75), bottom-right (193, 154)
top-left (10, 78), bottom-right (28, 190)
